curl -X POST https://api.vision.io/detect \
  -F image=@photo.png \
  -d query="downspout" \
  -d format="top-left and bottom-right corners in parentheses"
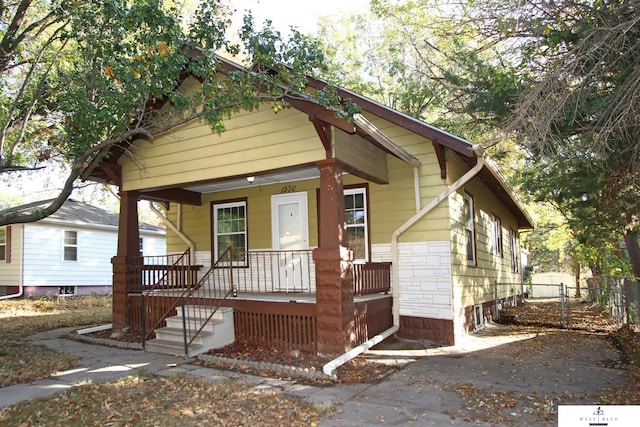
top-left (414, 167), bottom-right (421, 213)
top-left (323, 145), bottom-right (486, 378)
top-left (149, 202), bottom-right (195, 258)
top-left (0, 225), bottom-right (24, 300)
top-left (391, 144), bottom-right (486, 328)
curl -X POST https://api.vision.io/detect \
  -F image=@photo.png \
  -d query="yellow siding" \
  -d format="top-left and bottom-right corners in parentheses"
top-left (0, 224), bottom-right (22, 287)
top-left (447, 154), bottom-right (523, 308)
top-left (351, 113), bottom-right (454, 243)
top-left (153, 94), bottom-right (525, 312)
top-left (166, 180), bottom-right (319, 254)
top-left (164, 117), bottom-right (454, 252)
top-left (121, 105), bottom-right (326, 192)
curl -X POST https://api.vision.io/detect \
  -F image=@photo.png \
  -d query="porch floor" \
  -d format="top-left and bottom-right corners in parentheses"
top-left (141, 289), bottom-right (389, 304)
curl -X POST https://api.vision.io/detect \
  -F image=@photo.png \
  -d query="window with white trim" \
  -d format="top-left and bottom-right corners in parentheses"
top-left (213, 200), bottom-right (247, 265)
top-left (63, 230), bottom-right (78, 262)
top-left (464, 193), bottom-right (476, 266)
top-left (344, 188), bottom-right (368, 261)
top-left (491, 214), bottom-right (503, 257)
top-left (0, 227), bottom-right (6, 261)
top-left (474, 304), bottom-right (484, 329)
top-left (510, 229), bottom-right (519, 273)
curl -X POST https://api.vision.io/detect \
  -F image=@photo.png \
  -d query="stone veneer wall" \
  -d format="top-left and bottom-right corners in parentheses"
top-left (372, 241), bottom-right (455, 345)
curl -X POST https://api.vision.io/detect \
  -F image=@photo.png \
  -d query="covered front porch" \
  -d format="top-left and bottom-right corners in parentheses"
top-left (124, 247), bottom-right (392, 354)
top-left (111, 157), bottom-right (397, 355)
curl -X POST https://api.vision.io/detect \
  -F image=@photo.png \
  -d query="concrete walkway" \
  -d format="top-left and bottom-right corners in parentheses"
top-left (0, 328), bottom-right (365, 410)
top-left (1, 324), bottom-right (629, 426)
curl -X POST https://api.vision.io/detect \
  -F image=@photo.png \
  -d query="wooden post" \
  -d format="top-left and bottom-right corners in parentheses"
top-left (313, 159), bottom-right (355, 355)
top-left (111, 190), bottom-right (141, 331)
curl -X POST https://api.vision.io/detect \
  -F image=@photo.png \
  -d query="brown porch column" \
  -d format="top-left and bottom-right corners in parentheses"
top-left (314, 159), bottom-right (355, 355)
top-left (111, 190), bottom-right (141, 331)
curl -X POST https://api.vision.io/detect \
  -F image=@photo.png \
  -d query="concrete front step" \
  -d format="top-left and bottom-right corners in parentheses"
top-left (145, 306), bottom-right (235, 357)
top-left (154, 326), bottom-right (214, 343)
top-left (144, 338), bottom-right (204, 357)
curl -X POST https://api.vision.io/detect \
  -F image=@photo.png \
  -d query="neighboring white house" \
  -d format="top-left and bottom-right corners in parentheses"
top-left (0, 199), bottom-right (165, 298)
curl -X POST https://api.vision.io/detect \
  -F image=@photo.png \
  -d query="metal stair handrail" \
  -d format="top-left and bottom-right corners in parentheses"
top-left (140, 248), bottom-right (192, 341)
top-left (179, 245), bottom-right (236, 352)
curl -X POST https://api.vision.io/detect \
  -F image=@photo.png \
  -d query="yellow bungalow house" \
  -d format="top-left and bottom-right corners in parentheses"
top-left (85, 57), bottom-right (534, 358)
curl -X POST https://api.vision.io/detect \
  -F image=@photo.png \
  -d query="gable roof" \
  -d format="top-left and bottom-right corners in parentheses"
top-left (83, 54), bottom-right (533, 230)
top-left (0, 199), bottom-right (164, 233)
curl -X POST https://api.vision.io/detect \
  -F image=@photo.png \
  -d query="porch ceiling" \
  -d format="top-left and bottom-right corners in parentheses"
top-left (183, 167), bottom-right (320, 194)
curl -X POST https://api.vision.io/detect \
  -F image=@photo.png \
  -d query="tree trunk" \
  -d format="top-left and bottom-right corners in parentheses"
top-left (624, 228), bottom-right (640, 280)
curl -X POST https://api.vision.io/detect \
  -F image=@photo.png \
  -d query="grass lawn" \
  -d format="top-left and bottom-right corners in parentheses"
top-left (0, 295), bottom-right (111, 387)
top-left (0, 295), bottom-right (327, 426)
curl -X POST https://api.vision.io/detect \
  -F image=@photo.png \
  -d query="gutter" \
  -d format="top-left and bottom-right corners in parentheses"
top-left (353, 114), bottom-right (421, 167)
top-left (149, 202), bottom-right (195, 258)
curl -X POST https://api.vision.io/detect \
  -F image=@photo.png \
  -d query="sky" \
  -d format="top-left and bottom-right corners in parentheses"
top-left (0, 0), bottom-right (371, 204)
top-left (228, 0), bottom-right (370, 35)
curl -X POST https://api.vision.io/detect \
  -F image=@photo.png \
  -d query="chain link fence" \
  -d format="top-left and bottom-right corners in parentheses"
top-left (585, 276), bottom-right (640, 327)
top-left (496, 278), bottom-right (640, 330)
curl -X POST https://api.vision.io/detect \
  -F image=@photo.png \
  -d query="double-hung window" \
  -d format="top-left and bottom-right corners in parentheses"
top-left (510, 229), bottom-right (519, 273)
top-left (0, 227), bottom-right (6, 261)
top-left (344, 187), bottom-right (368, 261)
top-left (63, 230), bottom-right (78, 262)
top-left (213, 200), bottom-right (247, 265)
top-left (491, 214), bottom-right (503, 257)
top-left (464, 193), bottom-right (476, 266)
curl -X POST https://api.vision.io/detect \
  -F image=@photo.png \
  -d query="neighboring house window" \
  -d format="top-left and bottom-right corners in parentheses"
top-left (63, 230), bottom-right (78, 261)
top-left (491, 214), bottom-right (503, 257)
top-left (344, 187), bottom-right (369, 261)
top-left (0, 227), bottom-right (6, 261)
top-left (212, 199), bottom-right (247, 265)
top-left (464, 193), bottom-right (476, 266)
top-left (139, 238), bottom-right (144, 254)
top-left (510, 229), bottom-right (519, 273)
top-left (59, 286), bottom-right (76, 296)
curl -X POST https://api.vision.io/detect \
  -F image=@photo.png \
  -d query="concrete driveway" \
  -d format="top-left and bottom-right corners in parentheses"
top-left (319, 323), bottom-right (627, 426)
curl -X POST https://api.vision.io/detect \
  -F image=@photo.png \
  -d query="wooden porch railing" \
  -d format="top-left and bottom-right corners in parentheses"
top-left (135, 249), bottom-right (195, 339)
top-left (353, 262), bottom-right (392, 295)
top-left (130, 249), bottom-right (197, 293)
top-left (229, 251), bottom-right (391, 296)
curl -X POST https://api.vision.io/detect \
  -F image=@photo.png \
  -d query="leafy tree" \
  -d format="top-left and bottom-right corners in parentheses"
top-left (486, 0), bottom-right (640, 278)
top-left (0, 0), bottom-right (343, 226)
top-left (0, 0), bottom-right (68, 173)
top-left (319, 0), bottom-right (639, 278)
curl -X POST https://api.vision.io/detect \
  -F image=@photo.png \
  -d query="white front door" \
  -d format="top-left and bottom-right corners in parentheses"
top-left (271, 192), bottom-right (309, 291)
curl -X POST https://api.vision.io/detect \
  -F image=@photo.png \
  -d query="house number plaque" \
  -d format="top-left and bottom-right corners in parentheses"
top-left (280, 185), bottom-right (297, 193)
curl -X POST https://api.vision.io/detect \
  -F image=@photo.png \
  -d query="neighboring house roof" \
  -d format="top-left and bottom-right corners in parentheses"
top-left (82, 53), bottom-right (534, 230)
top-left (0, 199), bottom-right (164, 234)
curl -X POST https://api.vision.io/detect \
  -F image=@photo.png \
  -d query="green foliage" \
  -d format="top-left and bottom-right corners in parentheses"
top-left (0, 0), bottom-right (352, 226)
top-left (320, 0), bottom-right (640, 278)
